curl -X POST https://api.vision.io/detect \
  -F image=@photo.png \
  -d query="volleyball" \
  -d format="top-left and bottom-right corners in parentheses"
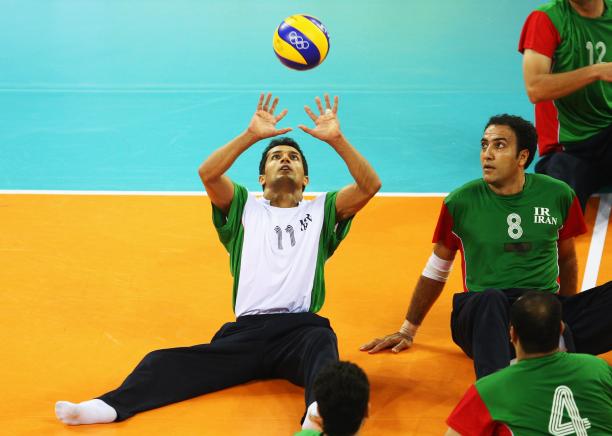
top-left (273, 14), bottom-right (330, 71)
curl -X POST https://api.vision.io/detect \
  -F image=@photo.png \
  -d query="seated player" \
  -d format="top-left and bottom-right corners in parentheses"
top-left (55, 93), bottom-right (381, 425)
top-left (519, 0), bottom-right (612, 211)
top-left (446, 291), bottom-right (612, 435)
top-left (296, 361), bottom-right (370, 436)
top-left (361, 114), bottom-right (612, 379)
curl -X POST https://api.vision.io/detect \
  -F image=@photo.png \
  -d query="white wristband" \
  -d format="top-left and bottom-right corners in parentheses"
top-left (422, 252), bottom-right (454, 282)
top-left (399, 320), bottom-right (419, 338)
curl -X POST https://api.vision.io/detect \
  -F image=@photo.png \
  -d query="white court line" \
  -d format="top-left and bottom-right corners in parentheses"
top-left (0, 190), bottom-right (448, 197)
top-left (581, 193), bottom-right (612, 292)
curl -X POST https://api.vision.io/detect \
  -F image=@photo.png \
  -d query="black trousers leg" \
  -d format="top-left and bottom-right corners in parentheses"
top-left (451, 289), bottom-right (524, 379)
top-left (535, 152), bottom-right (599, 211)
top-left (535, 125), bottom-right (612, 211)
top-left (99, 320), bottom-right (264, 421)
top-left (561, 281), bottom-right (612, 355)
top-left (263, 312), bottom-right (338, 408)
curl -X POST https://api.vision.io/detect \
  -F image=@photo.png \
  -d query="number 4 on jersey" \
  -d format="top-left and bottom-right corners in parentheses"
top-left (548, 386), bottom-right (591, 436)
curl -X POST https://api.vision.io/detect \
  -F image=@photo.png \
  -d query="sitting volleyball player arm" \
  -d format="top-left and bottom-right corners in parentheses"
top-left (522, 49), bottom-right (612, 103)
top-left (298, 93), bottom-right (381, 221)
top-left (557, 237), bottom-right (578, 296)
top-left (360, 241), bottom-right (457, 354)
top-left (198, 93), bottom-right (292, 214)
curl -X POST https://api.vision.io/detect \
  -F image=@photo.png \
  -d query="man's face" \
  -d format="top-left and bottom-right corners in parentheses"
top-left (480, 124), bottom-right (528, 187)
top-left (259, 145), bottom-right (308, 191)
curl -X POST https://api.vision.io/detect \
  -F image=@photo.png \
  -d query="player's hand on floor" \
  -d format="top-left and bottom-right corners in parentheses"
top-left (360, 332), bottom-right (414, 354)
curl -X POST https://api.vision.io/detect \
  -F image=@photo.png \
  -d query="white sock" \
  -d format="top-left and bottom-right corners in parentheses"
top-left (55, 399), bottom-right (117, 425)
top-left (302, 401), bottom-right (322, 431)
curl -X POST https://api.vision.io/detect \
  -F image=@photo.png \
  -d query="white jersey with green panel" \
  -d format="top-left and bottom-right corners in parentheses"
top-left (212, 183), bottom-right (352, 317)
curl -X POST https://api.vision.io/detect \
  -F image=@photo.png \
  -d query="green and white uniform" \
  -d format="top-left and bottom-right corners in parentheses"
top-left (213, 183), bottom-right (352, 316)
top-left (447, 352), bottom-right (612, 435)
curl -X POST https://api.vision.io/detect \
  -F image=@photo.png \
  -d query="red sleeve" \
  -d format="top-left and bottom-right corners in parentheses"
top-left (518, 10), bottom-right (560, 58)
top-left (559, 196), bottom-right (587, 240)
top-left (446, 385), bottom-right (497, 436)
top-left (432, 202), bottom-right (459, 251)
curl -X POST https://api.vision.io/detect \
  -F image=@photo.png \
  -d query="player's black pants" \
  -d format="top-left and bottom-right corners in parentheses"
top-left (98, 312), bottom-right (338, 421)
top-left (451, 281), bottom-right (612, 379)
top-left (535, 124), bottom-right (612, 211)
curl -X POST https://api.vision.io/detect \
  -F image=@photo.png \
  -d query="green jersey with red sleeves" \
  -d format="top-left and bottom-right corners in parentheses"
top-left (518, 0), bottom-right (612, 154)
top-left (447, 352), bottom-right (612, 435)
top-left (432, 174), bottom-right (586, 293)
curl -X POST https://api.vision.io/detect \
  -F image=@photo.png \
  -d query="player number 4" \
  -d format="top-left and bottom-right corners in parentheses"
top-left (548, 385), bottom-right (591, 436)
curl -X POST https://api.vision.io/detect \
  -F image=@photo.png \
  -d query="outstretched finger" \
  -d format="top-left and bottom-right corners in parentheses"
top-left (274, 127), bottom-right (293, 135)
top-left (391, 339), bottom-right (410, 354)
top-left (263, 93), bottom-right (272, 111)
top-left (324, 93), bottom-right (332, 111)
top-left (315, 96), bottom-right (324, 114)
top-left (275, 108), bottom-right (288, 122)
top-left (257, 93), bottom-right (264, 111)
top-left (270, 97), bottom-right (279, 115)
top-left (332, 95), bottom-right (339, 114)
top-left (359, 339), bottom-right (380, 351)
top-left (298, 124), bottom-right (314, 135)
top-left (303, 105), bottom-right (317, 122)
top-left (369, 338), bottom-right (396, 354)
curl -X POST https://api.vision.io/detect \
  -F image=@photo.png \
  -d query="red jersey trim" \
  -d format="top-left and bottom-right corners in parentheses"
top-left (447, 385), bottom-right (496, 436)
top-left (536, 101), bottom-right (562, 155)
top-left (453, 231), bottom-right (469, 292)
top-left (432, 202), bottom-right (459, 251)
top-left (518, 11), bottom-right (560, 58)
top-left (559, 196), bottom-right (587, 240)
top-left (519, 10), bottom-right (562, 155)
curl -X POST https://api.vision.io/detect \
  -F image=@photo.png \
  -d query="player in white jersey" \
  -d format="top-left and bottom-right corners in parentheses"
top-left (55, 93), bottom-right (381, 429)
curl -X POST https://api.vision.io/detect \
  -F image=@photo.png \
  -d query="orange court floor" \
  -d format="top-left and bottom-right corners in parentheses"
top-left (1, 194), bottom-right (610, 436)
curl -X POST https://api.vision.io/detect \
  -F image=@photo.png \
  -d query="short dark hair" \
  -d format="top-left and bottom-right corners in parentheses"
top-left (313, 361), bottom-right (370, 436)
top-left (511, 291), bottom-right (561, 354)
top-left (258, 137), bottom-right (309, 176)
top-left (485, 114), bottom-right (538, 169)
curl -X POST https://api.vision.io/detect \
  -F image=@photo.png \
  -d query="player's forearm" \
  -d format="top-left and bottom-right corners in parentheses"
top-left (558, 256), bottom-right (578, 296)
top-left (198, 130), bottom-right (258, 183)
top-left (406, 276), bottom-right (446, 325)
top-left (524, 65), bottom-right (601, 103)
top-left (327, 134), bottom-right (381, 197)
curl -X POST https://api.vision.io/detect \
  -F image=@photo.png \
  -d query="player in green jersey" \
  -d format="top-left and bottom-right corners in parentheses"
top-left (361, 114), bottom-right (612, 379)
top-left (520, 0), bottom-right (612, 210)
top-left (446, 291), bottom-right (612, 436)
top-left (55, 93), bottom-right (381, 427)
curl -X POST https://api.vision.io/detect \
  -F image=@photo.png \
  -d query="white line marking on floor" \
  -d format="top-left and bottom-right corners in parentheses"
top-left (581, 193), bottom-right (612, 292)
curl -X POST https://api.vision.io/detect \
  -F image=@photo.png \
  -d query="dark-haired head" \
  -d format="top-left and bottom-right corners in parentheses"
top-left (511, 291), bottom-right (562, 354)
top-left (313, 361), bottom-right (370, 436)
top-left (484, 114), bottom-right (538, 169)
top-left (258, 137), bottom-right (309, 192)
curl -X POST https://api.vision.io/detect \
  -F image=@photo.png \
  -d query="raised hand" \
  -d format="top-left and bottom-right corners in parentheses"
top-left (298, 94), bottom-right (341, 142)
top-left (247, 93), bottom-right (292, 140)
top-left (360, 331), bottom-right (414, 354)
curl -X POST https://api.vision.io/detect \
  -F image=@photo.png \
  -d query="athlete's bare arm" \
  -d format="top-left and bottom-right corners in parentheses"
top-left (557, 237), bottom-right (578, 296)
top-left (198, 93), bottom-right (292, 214)
top-left (299, 94), bottom-right (381, 221)
top-left (522, 49), bottom-right (612, 103)
top-left (360, 242), bottom-right (456, 354)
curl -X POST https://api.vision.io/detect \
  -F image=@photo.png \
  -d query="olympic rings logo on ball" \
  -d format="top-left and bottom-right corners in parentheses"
top-left (288, 31), bottom-right (310, 50)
